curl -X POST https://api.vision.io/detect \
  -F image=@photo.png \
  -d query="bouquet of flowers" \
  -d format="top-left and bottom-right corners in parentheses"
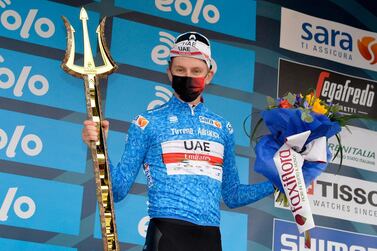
top-left (252, 91), bottom-right (359, 248)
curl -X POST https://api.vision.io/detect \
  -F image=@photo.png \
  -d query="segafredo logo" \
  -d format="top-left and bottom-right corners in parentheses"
top-left (278, 59), bottom-right (377, 118)
top-left (315, 71), bottom-right (375, 109)
top-left (280, 8), bottom-right (377, 72)
top-left (358, 36), bottom-right (377, 65)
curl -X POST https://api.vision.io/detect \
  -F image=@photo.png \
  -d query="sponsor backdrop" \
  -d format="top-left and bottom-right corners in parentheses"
top-left (0, 0), bottom-right (376, 250)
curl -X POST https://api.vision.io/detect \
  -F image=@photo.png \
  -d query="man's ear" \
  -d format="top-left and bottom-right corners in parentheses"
top-left (167, 67), bottom-right (173, 82)
top-left (205, 70), bottom-right (214, 85)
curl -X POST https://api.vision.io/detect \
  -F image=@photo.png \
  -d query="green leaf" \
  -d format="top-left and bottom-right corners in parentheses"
top-left (301, 110), bottom-right (313, 123)
top-left (286, 92), bottom-right (296, 105)
top-left (331, 104), bottom-right (340, 114)
top-left (266, 96), bottom-right (276, 108)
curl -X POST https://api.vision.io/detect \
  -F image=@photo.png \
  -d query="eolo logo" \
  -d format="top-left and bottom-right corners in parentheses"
top-left (357, 36), bottom-right (377, 65)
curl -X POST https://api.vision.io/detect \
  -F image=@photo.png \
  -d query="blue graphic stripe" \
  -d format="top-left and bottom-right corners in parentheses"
top-left (114, 0), bottom-right (256, 40)
top-left (0, 109), bottom-right (87, 173)
top-left (0, 0), bottom-right (99, 52)
top-left (0, 238), bottom-right (77, 251)
top-left (0, 173), bottom-right (83, 235)
top-left (0, 48), bottom-right (86, 113)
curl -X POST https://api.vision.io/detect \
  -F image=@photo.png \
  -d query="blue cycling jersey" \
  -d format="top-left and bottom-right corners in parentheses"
top-left (110, 95), bottom-right (274, 226)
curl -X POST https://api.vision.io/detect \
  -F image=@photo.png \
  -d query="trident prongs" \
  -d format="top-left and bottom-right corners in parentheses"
top-left (61, 7), bottom-right (117, 78)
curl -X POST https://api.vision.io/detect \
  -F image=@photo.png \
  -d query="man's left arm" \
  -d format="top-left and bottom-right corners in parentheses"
top-left (221, 123), bottom-right (274, 209)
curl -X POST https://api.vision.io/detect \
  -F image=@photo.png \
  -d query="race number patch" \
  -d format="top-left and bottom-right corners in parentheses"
top-left (161, 139), bottom-right (224, 181)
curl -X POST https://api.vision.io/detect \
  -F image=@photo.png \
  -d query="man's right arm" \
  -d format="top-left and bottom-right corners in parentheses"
top-left (110, 121), bottom-right (150, 202)
top-left (82, 117), bottom-right (150, 202)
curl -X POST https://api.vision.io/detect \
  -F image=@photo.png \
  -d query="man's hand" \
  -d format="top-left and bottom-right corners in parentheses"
top-left (82, 120), bottom-right (109, 146)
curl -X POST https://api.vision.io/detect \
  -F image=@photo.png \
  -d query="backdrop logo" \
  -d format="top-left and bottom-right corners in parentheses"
top-left (278, 59), bottom-right (377, 118)
top-left (0, 1), bottom-right (55, 39)
top-left (0, 0), bottom-right (10, 9)
top-left (315, 71), bottom-right (375, 109)
top-left (0, 54), bottom-right (49, 97)
top-left (0, 110), bottom-right (87, 173)
top-left (328, 125), bottom-right (376, 172)
top-left (313, 179), bottom-right (377, 208)
top-left (0, 125), bottom-right (43, 158)
top-left (300, 22), bottom-right (353, 60)
top-left (151, 31), bottom-right (175, 66)
top-left (280, 7), bottom-right (377, 72)
top-left (0, 173), bottom-right (83, 235)
top-left (275, 172), bottom-right (377, 226)
top-left (137, 216), bottom-right (150, 238)
top-left (0, 187), bottom-right (36, 221)
top-left (147, 85), bottom-right (172, 110)
top-left (273, 219), bottom-right (377, 251)
top-left (115, 1), bottom-right (256, 40)
top-left (357, 36), bottom-right (377, 65)
top-left (155, 0), bottom-right (220, 24)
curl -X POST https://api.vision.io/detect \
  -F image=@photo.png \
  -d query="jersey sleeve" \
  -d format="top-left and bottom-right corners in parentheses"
top-left (110, 115), bottom-right (150, 202)
top-left (221, 122), bottom-right (274, 209)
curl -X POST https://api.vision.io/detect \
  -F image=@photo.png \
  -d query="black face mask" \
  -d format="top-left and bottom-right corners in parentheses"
top-left (171, 75), bottom-right (206, 102)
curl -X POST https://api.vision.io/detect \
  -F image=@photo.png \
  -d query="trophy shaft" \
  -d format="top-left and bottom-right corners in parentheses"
top-left (84, 75), bottom-right (120, 251)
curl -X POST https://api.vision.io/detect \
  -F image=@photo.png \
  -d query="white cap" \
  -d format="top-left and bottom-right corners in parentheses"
top-left (170, 31), bottom-right (212, 69)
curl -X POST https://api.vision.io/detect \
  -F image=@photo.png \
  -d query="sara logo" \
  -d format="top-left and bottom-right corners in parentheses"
top-left (301, 22), bottom-right (352, 51)
top-left (199, 116), bottom-right (222, 129)
top-left (302, 22), bottom-right (377, 65)
top-left (357, 36), bottom-right (377, 65)
top-left (301, 22), bottom-right (353, 60)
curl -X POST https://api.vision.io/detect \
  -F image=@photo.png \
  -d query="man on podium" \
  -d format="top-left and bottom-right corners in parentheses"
top-left (82, 31), bottom-right (274, 251)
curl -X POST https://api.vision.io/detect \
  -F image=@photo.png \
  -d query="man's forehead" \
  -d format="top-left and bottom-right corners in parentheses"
top-left (171, 57), bottom-right (208, 68)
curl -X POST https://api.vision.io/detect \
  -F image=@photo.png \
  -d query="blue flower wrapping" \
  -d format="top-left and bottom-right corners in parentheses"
top-left (254, 108), bottom-right (341, 192)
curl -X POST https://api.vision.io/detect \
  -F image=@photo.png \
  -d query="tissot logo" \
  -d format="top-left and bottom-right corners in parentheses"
top-left (314, 180), bottom-right (377, 207)
top-left (278, 58), bottom-right (377, 118)
top-left (275, 173), bottom-right (377, 225)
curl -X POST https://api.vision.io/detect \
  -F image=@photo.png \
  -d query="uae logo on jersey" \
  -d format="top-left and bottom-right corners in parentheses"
top-left (199, 116), bottom-right (222, 129)
top-left (161, 139), bottom-right (224, 181)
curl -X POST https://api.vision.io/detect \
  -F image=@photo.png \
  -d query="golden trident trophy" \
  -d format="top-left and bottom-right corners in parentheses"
top-left (61, 8), bottom-right (120, 251)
